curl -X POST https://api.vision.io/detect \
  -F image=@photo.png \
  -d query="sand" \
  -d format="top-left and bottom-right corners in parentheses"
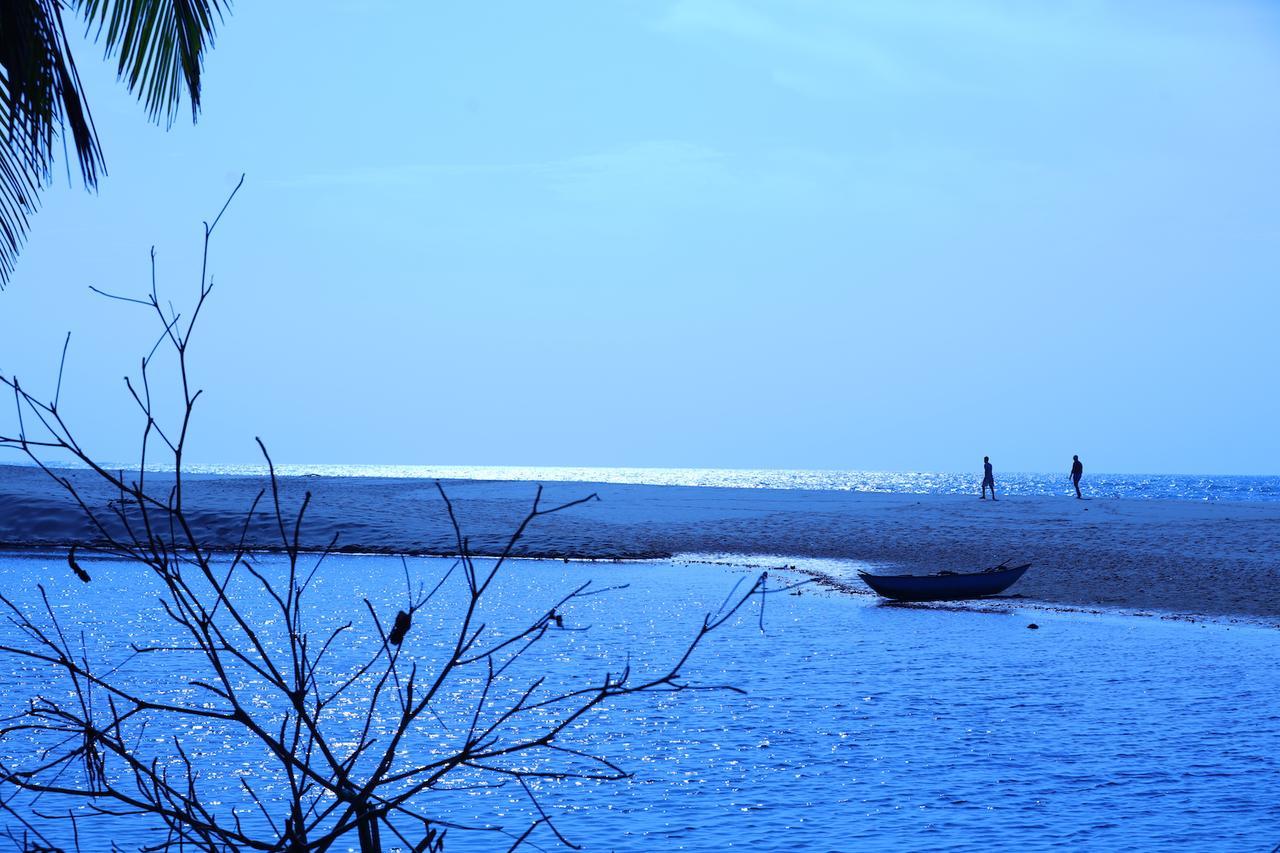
top-left (1, 464), bottom-right (1277, 621)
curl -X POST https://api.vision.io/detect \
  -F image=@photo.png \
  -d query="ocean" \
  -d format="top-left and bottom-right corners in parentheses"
top-left (171, 464), bottom-right (1280, 504)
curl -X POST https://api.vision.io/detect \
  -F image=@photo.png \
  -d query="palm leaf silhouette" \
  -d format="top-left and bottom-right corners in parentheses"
top-left (0, 0), bottom-right (226, 288)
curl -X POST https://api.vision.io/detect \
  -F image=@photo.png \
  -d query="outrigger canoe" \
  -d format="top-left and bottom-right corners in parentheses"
top-left (858, 562), bottom-right (1031, 602)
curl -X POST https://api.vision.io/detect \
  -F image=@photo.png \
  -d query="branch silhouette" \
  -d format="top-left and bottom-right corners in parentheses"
top-left (0, 182), bottom-right (794, 851)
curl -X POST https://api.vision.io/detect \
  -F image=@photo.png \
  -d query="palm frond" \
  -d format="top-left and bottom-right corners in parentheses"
top-left (0, 0), bottom-right (103, 287)
top-left (0, 0), bottom-right (225, 288)
top-left (77, 0), bottom-right (229, 126)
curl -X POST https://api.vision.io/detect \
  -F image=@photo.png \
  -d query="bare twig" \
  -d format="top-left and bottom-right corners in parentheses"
top-left (0, 181), bottom-right (784, 852)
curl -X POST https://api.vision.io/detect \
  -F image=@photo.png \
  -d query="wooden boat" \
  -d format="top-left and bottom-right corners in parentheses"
top-left (858, 562), bottom-right (1031, 602)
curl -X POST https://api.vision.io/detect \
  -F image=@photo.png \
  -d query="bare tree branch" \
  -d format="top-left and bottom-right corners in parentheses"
top-left (0, 181), bottom-right (794, 851)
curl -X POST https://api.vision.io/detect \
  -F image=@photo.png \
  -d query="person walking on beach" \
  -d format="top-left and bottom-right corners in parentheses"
top-left (1070, 454), bottom-right (1084, 499)
top-left (981, 456), bottom-right (997, 501)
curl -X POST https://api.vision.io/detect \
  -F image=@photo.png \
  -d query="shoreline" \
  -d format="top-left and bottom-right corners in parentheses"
top-left (2, 466), bottom-right (1277, 623)
top-left (5, 546), bottom-right (1274, 633)
top-left (667, 554), bottom-right (1280, 631)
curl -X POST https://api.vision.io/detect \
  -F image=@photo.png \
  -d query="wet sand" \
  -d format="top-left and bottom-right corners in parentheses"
top-left (1, 464), bottom-right (1277, 621)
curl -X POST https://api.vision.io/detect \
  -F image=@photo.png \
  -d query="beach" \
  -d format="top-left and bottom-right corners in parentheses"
top-left (3, 2), bottom-right (1277, 847)
top-left (2, 464), bottom-right (1277, 623)
top-left (2, 464), bottom-right (1278, 847)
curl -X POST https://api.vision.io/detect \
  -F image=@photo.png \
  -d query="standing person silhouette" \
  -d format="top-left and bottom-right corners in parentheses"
top-left (981, 456), bottom-right (997, 500)
top-left (1070, 455), bottom-right (1084, 499)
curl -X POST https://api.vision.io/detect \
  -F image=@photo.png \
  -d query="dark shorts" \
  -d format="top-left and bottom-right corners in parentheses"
top-left (982, 476), bottom-right (994, 486)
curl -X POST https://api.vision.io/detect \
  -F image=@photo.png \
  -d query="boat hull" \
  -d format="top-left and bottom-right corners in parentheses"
top-left (858, 564), bottom-right (1030, 602)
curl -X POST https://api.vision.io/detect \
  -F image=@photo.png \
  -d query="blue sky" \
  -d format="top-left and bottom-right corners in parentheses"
top-left (1, 1), bottom-right (1278, 474)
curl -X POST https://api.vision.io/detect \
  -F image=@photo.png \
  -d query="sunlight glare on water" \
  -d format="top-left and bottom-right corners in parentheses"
top-left (142, 465), bottom-right (1280, 503)
top-left (0, 554), bottom-right (1276, 851)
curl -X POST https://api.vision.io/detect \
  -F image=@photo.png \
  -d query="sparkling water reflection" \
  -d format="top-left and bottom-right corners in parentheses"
top-left (71, 463), bottom-right (1280, 503)
top-left (0, 554), bottom-right (1276, 851)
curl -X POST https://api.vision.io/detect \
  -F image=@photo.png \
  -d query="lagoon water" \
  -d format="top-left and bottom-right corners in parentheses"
top-left (1, 553), bottom-right (1276, 851)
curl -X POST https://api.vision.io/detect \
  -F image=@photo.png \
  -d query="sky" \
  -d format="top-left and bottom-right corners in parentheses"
top-left (0, 0), bottom-right (1278, 474)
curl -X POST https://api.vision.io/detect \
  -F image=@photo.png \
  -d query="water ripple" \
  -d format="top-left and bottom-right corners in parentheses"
top-left (0, 554), bottom-right (1275, 851)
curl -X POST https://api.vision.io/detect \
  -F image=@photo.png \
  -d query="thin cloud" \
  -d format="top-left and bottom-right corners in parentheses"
top-left (271, 142), bottom-right (729, 196)
top-left (655, 0), bottom-right (951, 93)
top-left (269, 140), bottom-right (847, 216)
top-left (269, 161), bottom-right (538, 190)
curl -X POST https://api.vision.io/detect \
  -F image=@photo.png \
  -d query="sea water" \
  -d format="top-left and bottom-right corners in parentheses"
top-left (0, 553), bottom-right (1275, 851)
top-left (162, 464), bottom-right (1280, 504)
